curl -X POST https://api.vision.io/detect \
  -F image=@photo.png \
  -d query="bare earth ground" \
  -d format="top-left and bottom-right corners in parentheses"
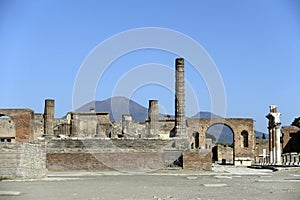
top-left (0, 166), bottom-right (300, 200)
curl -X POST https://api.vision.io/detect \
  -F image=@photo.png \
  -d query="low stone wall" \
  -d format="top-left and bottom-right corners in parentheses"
top-left (47, 152), bottom-right (165, 171)
top-left (0, 143), bottom-right (47, 179)
top-left (45, 138), bottom-right (186, 171)
top-left (183, 150), bottom-right (212, 171)
top-left (45, 138), bottom-right (176, 153)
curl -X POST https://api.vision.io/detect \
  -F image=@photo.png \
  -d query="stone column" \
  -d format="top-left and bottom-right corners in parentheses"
top-left (272, 127), bottom-right (276, 164)
top-left (175, 58), bottom-right (186, 137)
top-left (269, 127), bottom-right (273, 163)
top-left (275, 124), bottom-right (282, 164)
top-left (266, 105), bottom-right (281, 165)
top-left (43, 99), bottom-right (55, 137)
top-left (148, 100), bottom-right (158, 135)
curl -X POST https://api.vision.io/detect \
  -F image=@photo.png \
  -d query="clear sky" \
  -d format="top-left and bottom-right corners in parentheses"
top-left (0, 0), bottom-right (299, 132)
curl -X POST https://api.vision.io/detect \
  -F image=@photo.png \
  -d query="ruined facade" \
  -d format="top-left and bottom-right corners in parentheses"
top-left (0, 58), bottom-right (260, 178)
top-left (187, 118), bottom-right (255, 166)
top-left (0, 109), bottom-right (34, 143)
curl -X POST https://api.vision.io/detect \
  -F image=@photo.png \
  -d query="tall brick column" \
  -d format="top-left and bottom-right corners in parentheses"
top-left (148, 100), bottom-right (158, 135)
top-left (44, 99), bottom-right (55, 137)
top-left (175, 58), bottom-right (186, 137)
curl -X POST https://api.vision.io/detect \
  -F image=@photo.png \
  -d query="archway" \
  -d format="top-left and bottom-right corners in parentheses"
top-left (0, 115), bottom-right (16, 142)
top-left (207, 124), bottom-right (234, 165)
top-left (192, 131), bottom-right (200, 149)
top-left (241, 130), bottom-right (249, 148)
top-left (187, 118), bottom-right (255, 166)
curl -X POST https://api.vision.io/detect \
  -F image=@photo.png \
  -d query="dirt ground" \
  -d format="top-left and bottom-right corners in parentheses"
top-left (1, 167), bottom-right (300, 200)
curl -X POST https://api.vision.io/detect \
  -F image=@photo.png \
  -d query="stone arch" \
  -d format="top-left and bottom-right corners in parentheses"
top-left (206, 122), bottom-right (235, 143)
top-left (187, 118), bottom-right (255, 166)
top-left (0, 109), bottom-right (34, 142)
top-left (206, 123), bottom-right (235, 165)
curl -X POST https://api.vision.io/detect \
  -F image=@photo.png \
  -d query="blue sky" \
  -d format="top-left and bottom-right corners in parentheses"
top-left (0, 0), bottom-right (299, 132)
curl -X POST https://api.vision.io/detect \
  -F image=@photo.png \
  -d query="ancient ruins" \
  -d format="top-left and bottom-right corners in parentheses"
top-left (0, 58), bottom-right (299, 179)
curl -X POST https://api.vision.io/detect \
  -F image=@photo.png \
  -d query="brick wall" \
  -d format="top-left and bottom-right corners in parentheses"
top-left (183, 150), bottom-right (212, 171)
top-left (45, 138), bottom-right (186, 171)
top-left (47, 152), bottom-right (165, 171)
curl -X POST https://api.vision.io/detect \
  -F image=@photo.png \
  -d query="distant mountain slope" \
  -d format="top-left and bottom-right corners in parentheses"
top-left (192, 111), bottom-right (222, 118)
top-left (206, 126), bottom-right (269, 143)
top-left (76, 97), bottom-right (223, 122)
top-left (255, 130), bottom-right (268, 139)
top-left (76, 96), bottom-right (148, 121)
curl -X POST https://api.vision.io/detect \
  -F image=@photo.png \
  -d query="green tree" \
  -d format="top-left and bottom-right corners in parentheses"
top-left (206, 133), bottom-right (216, 143)
top-left (291, 117), bottom-right (300, 128)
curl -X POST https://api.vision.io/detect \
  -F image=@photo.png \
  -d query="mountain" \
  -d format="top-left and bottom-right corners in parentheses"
top-left (76, 96), bottom-right (148, 121)
top-left (255, 130), bottom-right (268, 139)
top-left (206, 124), bottom-right (233, 143)
top-left (76, 97), bottom-right (222, 122)
top-left (206, 125), bottom-right (269, 143)
top-left (192, 111), bottom-right (222, 118)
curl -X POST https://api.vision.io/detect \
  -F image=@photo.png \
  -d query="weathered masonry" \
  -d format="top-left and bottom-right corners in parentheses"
top-left (0, 57), bottom-right (260, 178)
top-left (187, 118), bottom-right (255, 166)
top-left (0, 109), bottom-right (34, 142)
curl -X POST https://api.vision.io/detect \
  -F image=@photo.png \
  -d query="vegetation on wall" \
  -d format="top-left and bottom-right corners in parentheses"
top-left (291, 117), bottom-right (300, 128)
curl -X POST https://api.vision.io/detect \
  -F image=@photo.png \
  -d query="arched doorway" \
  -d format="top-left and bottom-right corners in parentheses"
top-left (241, 130), bottom-right (249, 148)
top-left (207, 124), bottom-right (234, 165)
top-left (0, 115), bottom-right (16, 142)
top-left (192, 131), bottom-right (200, 149)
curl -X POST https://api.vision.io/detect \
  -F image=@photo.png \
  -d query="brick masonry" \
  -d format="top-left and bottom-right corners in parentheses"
top-left (45, 138), bottom-right (187, 171)
top-left (47, 152), bottom-right (165, 171)
top-left (282, 126), bottom-right (300, 153)
top-left (0, 109), bottom-right (34, 142)
top-left (183, 150), bottom-right (212, 171)
top-left (187, 118), bottom-right (255, 165)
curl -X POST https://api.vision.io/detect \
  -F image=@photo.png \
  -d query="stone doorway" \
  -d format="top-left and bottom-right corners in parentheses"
top-left (208, 124), bottom-right (234, 165)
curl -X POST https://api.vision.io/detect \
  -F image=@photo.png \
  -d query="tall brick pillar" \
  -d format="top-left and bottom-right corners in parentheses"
top-left (44, 99), bottom-right (55, 137)
top-left (175, 58), bottom-right (186, 137)
top-left (148, 100), bottom-right (158, 135)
